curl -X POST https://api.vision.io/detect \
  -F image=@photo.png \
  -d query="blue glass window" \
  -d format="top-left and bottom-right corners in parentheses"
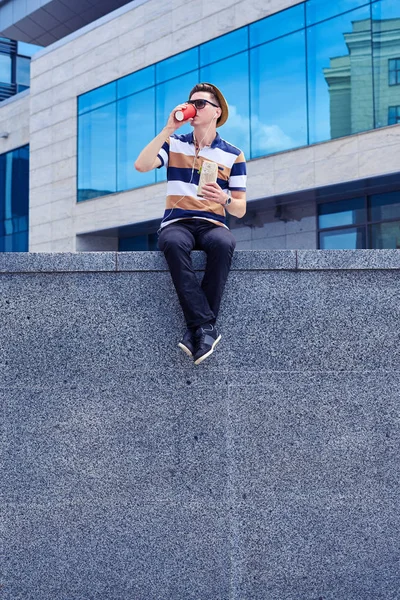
top-left (78, 81), bottom-right (117, 115)
top-left (318, 184), bottom-right (400, 249)
top-left (0, 145), bottom-right (29, 252)
top-left (200, 28), bottom-right (248, 66)
top-left (307, 5), bottom-right (372, 144)
top-left (250, 30), bottom-right (307, 157)
top-left (0, 53), bottom-right (11, 83)
top-left (78, 104), bottom-right (117, 201)
top-left (156, 48), bottom-right (198, 84)
top-left (16, 56), bottom-right (30, 87)
top-left (117, 88), bottom-right (156, 190)
top-left (249, 4), bottom-right (304, 47)
top-left (155, 70), bottom-right (199, 183)
top-left (370, 221), bottom-right (400, 248)
top-left (200, 52), bottom-right (250, 158)
top-left (319, 227), bottom-right (365, 248)
top-left (388, 106), bottom-right (400, 125)
top-left (117, 65), bottom-right (155, 99)
top-left (78, 0), bottom-right (398, 204)
top-left (306, 0), bottom-right (371, 26)
top-left (0, 231), bottom-right (28, 252)
top-left (369, 191), bottom-right (400, 221)
top-left (318, 198), bottom-right (365, 229)
top-left (388, 59), bottom-right (400, 86)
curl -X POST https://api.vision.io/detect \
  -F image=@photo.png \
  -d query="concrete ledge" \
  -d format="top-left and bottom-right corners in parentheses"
top-left (117, 249), bottom-right (297, 271)
top-left (297, 249), bottom-right (400, 270)
top-left (0, 252), bottom-right (117, 272)
top-left (1, 250), bottom-right (400, 273)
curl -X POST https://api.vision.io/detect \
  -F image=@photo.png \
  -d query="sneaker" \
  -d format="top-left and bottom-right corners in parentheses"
top-left (193, 324), bottom-right (221, 365)
top-left (178, 328), bottom-right (196, 357)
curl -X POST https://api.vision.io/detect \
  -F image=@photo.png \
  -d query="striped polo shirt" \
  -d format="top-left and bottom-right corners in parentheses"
top-left (157, 131), bottom-right (247, 229)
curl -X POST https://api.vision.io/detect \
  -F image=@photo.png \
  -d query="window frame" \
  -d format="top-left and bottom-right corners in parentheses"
top-left (388, 105), bottom-right (400, 125)
top-left (388, 58), bottom-right (400, 86)
top-left (317, 185), bottom-right (400, 249)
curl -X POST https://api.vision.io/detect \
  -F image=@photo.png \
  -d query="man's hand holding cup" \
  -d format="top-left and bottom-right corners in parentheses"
top-left (166, 103), bottom-right (196, 131)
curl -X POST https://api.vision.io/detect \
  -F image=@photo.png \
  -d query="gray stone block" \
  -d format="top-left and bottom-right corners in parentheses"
top-left (117, 249), bottom-right (207, 271)
top-left (117, 250), bottom-right (297, 272)
top-left (298, 249), bottom-right (400, 270)
top-left (2, 499), bottom-right (230, 600)
top-left (0, 271), bottom-right (230, 389)
top-left (224, 270), bottom-right (400, 371)
top-left (228, 372), bottom-right (400, 600)
top-left (232, 249), bottom-right (296, 270)
top-left (2, 251), bottom-right (400, 599)
top-left (0, 251), bottom-right (116, 272)
top-left (1, 381), bottom-right (229, 505)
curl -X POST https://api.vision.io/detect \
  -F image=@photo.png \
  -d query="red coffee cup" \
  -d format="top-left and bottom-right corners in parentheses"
top-left (174, 103), bottom-right (196, 122)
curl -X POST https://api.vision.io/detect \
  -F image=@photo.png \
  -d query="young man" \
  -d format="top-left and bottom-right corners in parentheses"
top-left (135, 82), bottom-right (247, 364)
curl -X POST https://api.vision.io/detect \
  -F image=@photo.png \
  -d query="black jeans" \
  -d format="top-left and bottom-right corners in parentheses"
top-left (158, 219), bottom-right (236, 330)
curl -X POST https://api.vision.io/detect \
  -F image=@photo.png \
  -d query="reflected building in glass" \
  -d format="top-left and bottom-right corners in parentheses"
top-left (0, 0), bottom-right (399, 252)
top-left (324, 16), bottom-right (400, 138)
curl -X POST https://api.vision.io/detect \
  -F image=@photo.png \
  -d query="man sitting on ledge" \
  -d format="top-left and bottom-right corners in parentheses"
top-left (135, 82), bottom-right (247, 364)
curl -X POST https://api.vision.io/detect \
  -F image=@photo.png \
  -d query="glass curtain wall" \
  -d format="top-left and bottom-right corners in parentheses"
top-left (318, 190), bottom-right (400, 248)
top-left (0, 39), bottom-right (42, 101)
top-left (78, 0), bottom-right (400, 202)
top-left (0, 145), bottom-right (29, 251)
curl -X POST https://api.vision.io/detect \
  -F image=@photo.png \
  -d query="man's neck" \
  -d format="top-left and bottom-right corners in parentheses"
top-left (192, 126), bottom-right (217, 150)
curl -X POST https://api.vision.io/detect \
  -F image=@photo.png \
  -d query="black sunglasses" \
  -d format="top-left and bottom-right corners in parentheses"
top-left (188, 99), bottom-right (219, 110)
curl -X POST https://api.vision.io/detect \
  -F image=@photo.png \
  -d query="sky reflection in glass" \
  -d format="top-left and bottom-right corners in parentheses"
top-left (78, 104), bottom-right (117, 200)
top-left (318, 197), bottom-right (365, 228)
top-left (250, 30), bottom-right (307, 157)
top-left (118, 65), bottom-right (155, 99)
top-left (200, 28), bottom-right (248, 66)
top-left (78, 81), bottom-right (117, 115)
top-left (319, 227), bottom-right (365, 249)
top-left (156, 71), bottom-right (199, 183)
top-left (249, 4), bottom-right (304, 46)
top-left (306, 0), bottom-right (371, 26)
top-left (156, 48), bottom-right (198, 84)
top-left (117, 88), bottom-right (156, 191)
top-left (201, 52), bottom-right (250, 158)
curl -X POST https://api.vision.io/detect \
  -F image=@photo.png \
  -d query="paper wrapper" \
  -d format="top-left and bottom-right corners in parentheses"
top-left (197, 161), bottom-right (218, 197)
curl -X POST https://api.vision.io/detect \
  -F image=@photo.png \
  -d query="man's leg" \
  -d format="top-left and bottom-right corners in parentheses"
top-left (158, 222), bottom-right (215, 330)
top-left (188, 223), bottom-right (235, 365)
top-left (196, 223), bottom-right (236, 322)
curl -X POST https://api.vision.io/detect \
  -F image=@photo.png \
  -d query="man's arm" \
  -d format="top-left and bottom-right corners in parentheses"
top-left (226, 191), bottom-right (246, 219)
top-left (134, 104), bottom-right (191, 172)
top-left (134, 126), bottom-right (173, 172)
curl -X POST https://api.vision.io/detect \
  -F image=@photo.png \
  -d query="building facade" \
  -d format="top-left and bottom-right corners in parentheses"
top-left (0, 0), bottom-right (399, 252)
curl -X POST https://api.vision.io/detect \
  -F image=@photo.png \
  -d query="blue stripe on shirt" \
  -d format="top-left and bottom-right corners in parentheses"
top-left (162, 208), bottom-right (227, 225)
top-left (230, 161), bottom-right (247, 176)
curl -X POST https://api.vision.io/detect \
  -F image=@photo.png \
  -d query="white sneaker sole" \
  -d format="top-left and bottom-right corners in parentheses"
top-left (178, 342), bottom-right (193, 357)
top-left (194, 335), bottom-right (221, 365)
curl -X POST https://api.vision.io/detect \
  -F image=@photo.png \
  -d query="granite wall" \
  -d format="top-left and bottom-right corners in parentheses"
top-left (1, 250), bottom-right (400, 600)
